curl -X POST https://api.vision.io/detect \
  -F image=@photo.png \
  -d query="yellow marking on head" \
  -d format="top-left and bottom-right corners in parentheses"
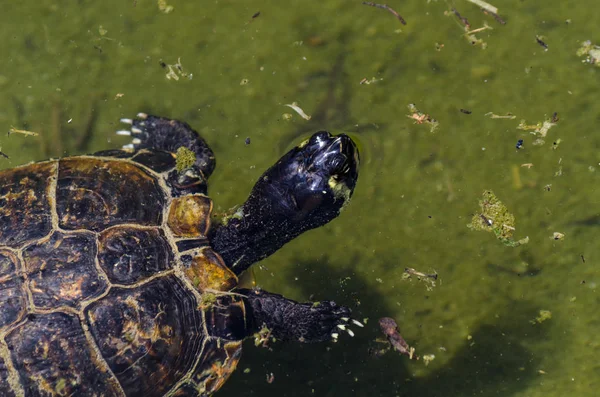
top-left (328, 176), bottom-right (352, 205)
top-left (297, 137), bottom-right (310, 148)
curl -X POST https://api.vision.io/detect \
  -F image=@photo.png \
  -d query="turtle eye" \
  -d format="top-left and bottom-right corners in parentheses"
top-left (329, 154), bottom-right (349, 176)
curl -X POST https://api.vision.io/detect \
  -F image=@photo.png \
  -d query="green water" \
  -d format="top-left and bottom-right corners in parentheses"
top-left (2, 1), bottom-right (599, 396)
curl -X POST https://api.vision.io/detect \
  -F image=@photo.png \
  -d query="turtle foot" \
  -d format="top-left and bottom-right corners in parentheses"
top-left (241, 288), bottom-right (362, 343)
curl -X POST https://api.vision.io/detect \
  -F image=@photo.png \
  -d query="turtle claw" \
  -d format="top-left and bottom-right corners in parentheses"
top-left (115, 113), bottom-right (151, 151)
top-left (330, 315), bottom-right (361, 340)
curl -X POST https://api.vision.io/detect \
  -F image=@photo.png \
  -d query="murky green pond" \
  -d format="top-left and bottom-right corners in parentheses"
top-left (2, 1), bottom-right (599, 396)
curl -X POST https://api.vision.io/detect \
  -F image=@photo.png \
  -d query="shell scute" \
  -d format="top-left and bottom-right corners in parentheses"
top-left (167, 195), bottom-right (212, 238)
top-left (186, 339), bottom-right (242, 396)
top-left (182, 248), bottom-right (237, 292)
top-left (85, 275), bottom-right (205, 397)
top-left (98, 226), bottom-right (174, 285)
top-left (0, 162), bottom-right (56, 248)
top-left (56, 158), bottom-right (165, 232)
top-left (5, 312), bottom-right (121, 396)
top-left (22, 231), bottom-right (108, 309)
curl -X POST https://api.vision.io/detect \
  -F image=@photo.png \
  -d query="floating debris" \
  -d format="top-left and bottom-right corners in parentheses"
top-left (404, 267), bottom-right (438, 280)
top-left (445, 4), bottom-right (495, 48)
top-left (284, 102), bottom-right (311, 120)
top-left (468, 190), bottom-right (529, 247)
top-left (555, 158), bottom-right (563, 177)
top-left (266, 372), bottom-right (275, 384)
top-left (253, 325), bottom-right (276, 349)
top-left (8, 126), bottom-right (39, 137)
top-left (552, 139), bottom-right (562, 150)
top-left (451, 7), bottom-right (470, 28)
top-left (359, 77), bottom-right (383, 85)
top-left (460, 108), bottom-right (472, 114)
top-left (576, 40), bottom-right (600, 66)
top-left (403, 267), bottom-right (438, 291)
top-left (521, 163), bottom-right (534, 168)
top-left (157, 0), bottom-right (174, 14)
top-left (402, 267), bottom-right (438, 291)
top-left (535, 35), bottom-right (549, 51)
top-left (517, 116), bottom-right (557, 144)
top-left (531, 309), bottom-right (552, 324)
top-left (466, 0), bottom-right (498, 14)
top-left (464, 23), bottom-right (493, 48)
top-left (480, 7), bottom-right (506, 25)
top-left (552, 232), bottom-right (565, 241)
top-left (362, 2), bottom-right (407, 25)
top-left (0, 148), bottom-right (8, 159)
top-left (371, 317), bottom-right (418, 359)
top-left (485, 112), bottom-right (516, 119)
top-left (515, 139), bottom-right (524, 149)
top-left (407, 104), bottom-right (438, 132)
top-left (161, 58), bottom-right (192, 81)
top-left (422, 354), bottom-right (436, 366)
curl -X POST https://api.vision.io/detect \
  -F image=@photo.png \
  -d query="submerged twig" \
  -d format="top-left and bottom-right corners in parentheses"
top-left (284, 102), bottom-right (312, 120)
top-left (481, 8), bottom-right (506, 25)
top-left (8, 127), bottom-right (39, 137)
top-left (451, 8), bottom-right (470, 28)
top-left (466, 0), bottom-right (498, 14)
top-left (362, 2), bottom-right (407, 25)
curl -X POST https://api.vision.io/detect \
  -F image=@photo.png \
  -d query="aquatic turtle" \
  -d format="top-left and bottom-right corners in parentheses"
top-left (0, 114), bottom-right (360, 396)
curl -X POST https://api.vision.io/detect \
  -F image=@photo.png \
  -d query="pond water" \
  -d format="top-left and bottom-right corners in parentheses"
top-left (1, 1), bottom-right (599, 396)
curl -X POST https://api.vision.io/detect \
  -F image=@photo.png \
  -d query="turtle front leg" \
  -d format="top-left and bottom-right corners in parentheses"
top-left (240, 288), bottom-right (362, 343)
top-left (118, 114), bottom-right (215, 177)
top-left (115, 114), bottom-right (215, 195)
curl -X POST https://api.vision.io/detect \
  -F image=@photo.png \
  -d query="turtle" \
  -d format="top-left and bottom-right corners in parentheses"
top-left (0, 114), bottom-right (361, 397)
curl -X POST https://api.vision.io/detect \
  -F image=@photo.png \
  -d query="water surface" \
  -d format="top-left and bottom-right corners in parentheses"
top-left (1, 1), bottom-right (599, 396)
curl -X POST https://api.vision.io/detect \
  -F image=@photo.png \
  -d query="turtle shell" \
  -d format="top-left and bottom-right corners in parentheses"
top-left (0, 156), bottom-right (243, 396)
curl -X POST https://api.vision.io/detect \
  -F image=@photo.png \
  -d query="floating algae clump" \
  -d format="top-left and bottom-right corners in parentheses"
top-left (468, 190), bottom-right (529, 247)
top-left (576, 40), bottom-right (600, 66)
top-left (175, 146), bottom-right (196, 172)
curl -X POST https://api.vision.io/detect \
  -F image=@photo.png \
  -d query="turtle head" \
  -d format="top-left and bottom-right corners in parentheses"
top-left (210, 131), bottom-right (359, 274)
top-left (270, 131), bottom-right (359, 220)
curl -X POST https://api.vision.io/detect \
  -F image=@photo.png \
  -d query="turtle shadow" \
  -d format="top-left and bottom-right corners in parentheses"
top-left (222, 256), bottom-right (547, 397)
